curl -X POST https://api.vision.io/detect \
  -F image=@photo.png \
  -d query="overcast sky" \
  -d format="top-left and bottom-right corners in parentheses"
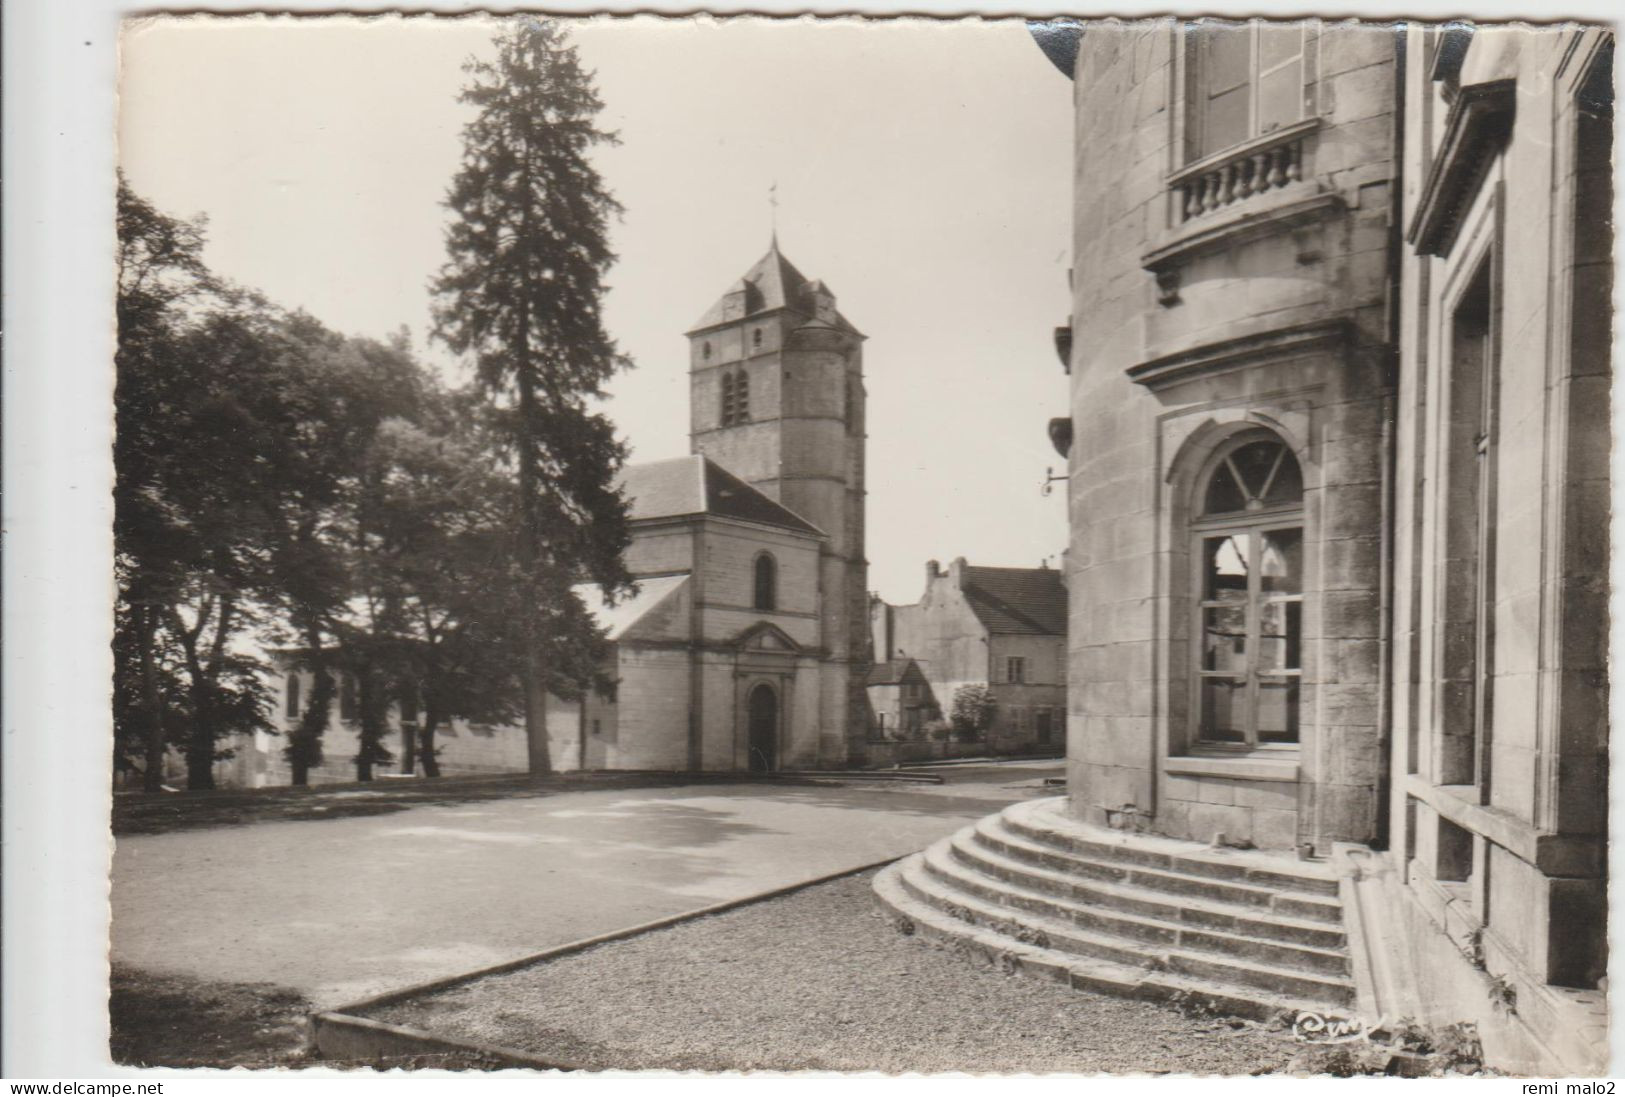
top-left (119, 14), bottom-right (1075, 603)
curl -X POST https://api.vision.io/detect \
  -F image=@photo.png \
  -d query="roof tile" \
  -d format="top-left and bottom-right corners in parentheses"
top-left (960, 566), bottom-right (1068, 636)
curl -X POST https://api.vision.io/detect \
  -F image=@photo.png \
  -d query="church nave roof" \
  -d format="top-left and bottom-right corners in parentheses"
top-left (620, 454), bottom-right (825, 538)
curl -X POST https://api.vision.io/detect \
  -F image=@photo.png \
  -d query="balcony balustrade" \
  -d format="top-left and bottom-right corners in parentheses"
top-left (1170, 121), bottom-right (1317, 225)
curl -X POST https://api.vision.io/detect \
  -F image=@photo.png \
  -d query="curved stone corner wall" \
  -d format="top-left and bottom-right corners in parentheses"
top-left (1063, 20), bottom-right (1397, 851)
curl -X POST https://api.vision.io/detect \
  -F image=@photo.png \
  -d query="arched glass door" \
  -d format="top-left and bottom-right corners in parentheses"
top-left (1193, 433), bottom-right (1304, 748)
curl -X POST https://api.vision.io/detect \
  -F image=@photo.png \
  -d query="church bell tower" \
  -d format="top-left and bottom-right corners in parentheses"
top-left (686, 240), bottom-right (869, 763)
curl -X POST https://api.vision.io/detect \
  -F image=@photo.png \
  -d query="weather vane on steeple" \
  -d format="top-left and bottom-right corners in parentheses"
top-left (769, 181), bottom-right (779, 245)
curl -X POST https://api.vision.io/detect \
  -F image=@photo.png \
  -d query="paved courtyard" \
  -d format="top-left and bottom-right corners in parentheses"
top-left (111, 763), bottom-right (1060, 1007)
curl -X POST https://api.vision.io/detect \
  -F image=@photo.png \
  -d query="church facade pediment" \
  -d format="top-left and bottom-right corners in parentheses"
top-left (735, 621), bottom-right (802, 654)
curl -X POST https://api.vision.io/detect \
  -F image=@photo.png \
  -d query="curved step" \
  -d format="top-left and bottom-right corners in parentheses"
top-left (875, 855), bottom-right (1349, 1023)
top-left (964, 816), bottom-right (1347, 952)
top-left (1002, 797), bottom-right (1342, 901)
top-left (918, 838), bottom-right (1355, 1006)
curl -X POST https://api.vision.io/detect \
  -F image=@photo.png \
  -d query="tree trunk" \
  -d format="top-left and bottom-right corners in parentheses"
top-left (181, 662), bottom-right (215, 791)
top-left (515, 365), bottom-right (552, 777)
top-left (356, 666), bottom-right (377, 782)
top-left (167, 604), bottom-right (216, 791)
top-left (420, 702), bottom-right (442, 778)
top-left (136, 606), bottom-right (170, 792)
top-left (523, 663), bottom-right (551, 775)
top-left (354, 662), bottom-right (395, 782)
top-left (288, 621), bottom-right (333, 786)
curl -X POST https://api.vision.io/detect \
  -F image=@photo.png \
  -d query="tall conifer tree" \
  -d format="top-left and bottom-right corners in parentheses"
top-left (432, 19), bottom-right (632, 774)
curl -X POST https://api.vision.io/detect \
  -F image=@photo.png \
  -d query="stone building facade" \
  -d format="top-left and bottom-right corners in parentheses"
top-left (1031, 19), bottom-right (1610, 1073)
top-left (1054, 18), bottom-right (1396, 853)
top-left (688, 242), bottom-right (872, 762)
top-left (870, 558), bottom-right (1067, 753)
top-left (585, 453), bottom-right (845, 771)
top-left (1382, 25), bottom-right (1612, 1071)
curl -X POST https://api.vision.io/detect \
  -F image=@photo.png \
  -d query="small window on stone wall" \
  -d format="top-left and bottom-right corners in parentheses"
top-left (285, 674), bottom-right (301, 718)
top-left (1193, 432), bottom-right (1303, 748)
top-left (753, 552), bottom-right (777, 611)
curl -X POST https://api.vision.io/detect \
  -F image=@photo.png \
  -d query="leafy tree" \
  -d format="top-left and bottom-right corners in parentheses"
top-left (116, 183), bottom-right (284, 789)
top-left (343, 391), bottom-right (615, 778)
top-left (254, 322), bottom-right (425, 783)
top-left (432, 18), bottom-right (633, 774)
top-left (115, 179), bottom-right (214, 789)
top-left (352, 406), bottom-right (525, 777)
top-left (950, 683), bottom-right (998, 741)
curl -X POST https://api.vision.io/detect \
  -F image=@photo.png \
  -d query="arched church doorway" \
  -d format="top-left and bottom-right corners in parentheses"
top-left (747, 683), bottom-right (779, 773)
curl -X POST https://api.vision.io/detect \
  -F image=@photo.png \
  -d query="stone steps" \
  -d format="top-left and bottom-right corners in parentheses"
top-left (946, 830), bottom-right (1350, 975)
top-left (999, 803), bottom-right (1343, 905)
top-left (967, 815), bottom-right (1347, 946)
top-left (873, 797), bottom-right (1356, 1022)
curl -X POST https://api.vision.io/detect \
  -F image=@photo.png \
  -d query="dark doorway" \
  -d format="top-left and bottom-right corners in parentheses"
top-left (747, 683), bottom-right (779, 773)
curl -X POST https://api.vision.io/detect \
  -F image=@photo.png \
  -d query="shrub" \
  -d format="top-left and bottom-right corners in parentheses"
top-left (950, 684), bottom-right (997, 739)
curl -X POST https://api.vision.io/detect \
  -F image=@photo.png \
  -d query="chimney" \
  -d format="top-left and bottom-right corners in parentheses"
top-left (926, 559), bottom-right (941, 581)
top-left (950, 557), bottom-right (967, 586)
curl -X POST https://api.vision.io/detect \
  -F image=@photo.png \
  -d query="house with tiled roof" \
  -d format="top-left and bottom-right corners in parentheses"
top-left (864, 658), bottom-right (938, 739)
top-left (870, 557), bottom-right (1066, 754)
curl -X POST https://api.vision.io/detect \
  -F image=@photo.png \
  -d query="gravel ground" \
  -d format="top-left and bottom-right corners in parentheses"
top-left (364, 869), bottom-right (1304, 1074)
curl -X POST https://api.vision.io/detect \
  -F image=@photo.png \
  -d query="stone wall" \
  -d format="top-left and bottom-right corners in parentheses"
top-left (696, 521), bottom-right (822, 646)
top-left (607, 646), bottom-right (691, 771)
top-left (1381, 25), bottom-right (1611, 1063)
top-left (623, 523), bottom-right (695, 578)
top-left (231, 670), bottom-right (534, 787)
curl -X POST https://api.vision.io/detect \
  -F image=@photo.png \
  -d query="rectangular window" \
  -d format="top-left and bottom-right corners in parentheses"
top-left (1187, 21), bottom-right (1308, 160)
top-left (1437, 261), bottom-right (1498, 790)
top-left (1006, 657), bottom-right (1027, 684)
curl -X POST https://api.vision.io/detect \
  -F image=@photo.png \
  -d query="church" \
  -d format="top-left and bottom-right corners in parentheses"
top-left (576, 241), bottom-right (871, 772)
top-left (233, 242), bottom-right (872, 785)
